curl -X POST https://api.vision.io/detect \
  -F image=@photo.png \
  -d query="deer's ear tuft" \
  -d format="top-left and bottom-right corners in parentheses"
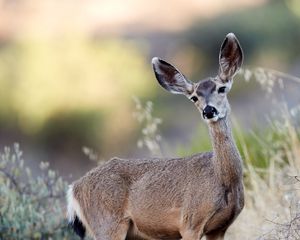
top-left (218, 33), bottom-right (243, 82)
top-left (152, 57), bottom-right (194, 95)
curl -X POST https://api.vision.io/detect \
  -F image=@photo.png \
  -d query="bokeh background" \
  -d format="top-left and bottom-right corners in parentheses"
top-left (1, 0), bottom-right (300, 178)
top-left (1, 0), bottom-right (300, 239)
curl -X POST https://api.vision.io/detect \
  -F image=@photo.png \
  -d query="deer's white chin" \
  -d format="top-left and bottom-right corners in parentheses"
top-left (205, 116), bottom-right (219, 123)
top-left (204, 114), bottom-right (227, 123)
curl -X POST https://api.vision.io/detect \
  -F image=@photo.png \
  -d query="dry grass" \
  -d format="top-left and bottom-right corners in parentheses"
top-left (227, 68), bottom-right (300, 239)
top-left (228, 106), bottom-right (300, 239)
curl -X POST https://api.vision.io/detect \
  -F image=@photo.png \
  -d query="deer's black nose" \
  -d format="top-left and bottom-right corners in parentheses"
top-left (203, 105), bottom-right (218, 119)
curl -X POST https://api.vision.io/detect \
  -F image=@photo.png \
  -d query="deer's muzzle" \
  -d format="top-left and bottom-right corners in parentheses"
top-left (203, 105), bottom-right (218, 119)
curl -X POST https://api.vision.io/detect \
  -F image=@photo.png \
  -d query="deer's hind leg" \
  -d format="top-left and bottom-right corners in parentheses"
top-left (77, 171), bottom-right (130, 240)
top-left (89, 215), bottom-right (130, 240)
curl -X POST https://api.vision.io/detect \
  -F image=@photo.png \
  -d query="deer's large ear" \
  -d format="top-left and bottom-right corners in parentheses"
top-left (152, 57), bottom-right (194, 95)
top-left (218, 33), bottom-right (243, 82)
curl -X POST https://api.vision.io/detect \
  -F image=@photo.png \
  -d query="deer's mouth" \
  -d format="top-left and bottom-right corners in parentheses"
top-left (204, 115), bottom-right (220, 123)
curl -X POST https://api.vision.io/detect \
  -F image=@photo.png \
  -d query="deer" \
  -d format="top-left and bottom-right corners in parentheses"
top-left (67, 33), bottom-right (244, 240)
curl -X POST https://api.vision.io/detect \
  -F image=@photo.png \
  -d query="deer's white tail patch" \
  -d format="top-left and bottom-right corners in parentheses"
top-left (67, 185), bottom-right (76, 223)
top-left (67, 184), bottom-right (93, 238)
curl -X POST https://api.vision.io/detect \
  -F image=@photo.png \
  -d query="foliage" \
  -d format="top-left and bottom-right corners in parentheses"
top-left (0, 143), bottom-right (77, 240)
top-left (229, 102), bottom-right (300, 239)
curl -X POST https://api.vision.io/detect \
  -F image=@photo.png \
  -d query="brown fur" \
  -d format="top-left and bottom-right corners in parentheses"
top-left (68, 33), bottom-right (245, 240)
top-left (71, 116), bottom-right (244, 240)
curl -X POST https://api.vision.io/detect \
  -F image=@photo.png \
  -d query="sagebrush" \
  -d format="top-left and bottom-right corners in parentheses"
top-left (0, 143), bottom-right (78, 240)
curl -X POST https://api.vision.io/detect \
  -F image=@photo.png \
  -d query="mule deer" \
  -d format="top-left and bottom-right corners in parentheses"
top-left (67, 33), bottom-right (244, 240)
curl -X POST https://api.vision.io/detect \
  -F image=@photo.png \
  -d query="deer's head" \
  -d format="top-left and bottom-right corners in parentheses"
top-left (152, 33), bottom-right (243, 123)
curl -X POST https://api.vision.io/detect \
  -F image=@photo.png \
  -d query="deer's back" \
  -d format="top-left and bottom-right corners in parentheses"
top-left (74, 151), bottom-right (215, 192)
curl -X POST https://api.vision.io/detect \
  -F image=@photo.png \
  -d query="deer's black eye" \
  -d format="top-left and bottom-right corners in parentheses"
top-left (218, 87), bottom-right (226, 94)
top-left (191, 96), bottom-right (198, 102)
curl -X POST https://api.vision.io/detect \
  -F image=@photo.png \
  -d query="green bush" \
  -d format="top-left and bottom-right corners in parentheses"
top-left (0, 143), bottom-right (78, 240)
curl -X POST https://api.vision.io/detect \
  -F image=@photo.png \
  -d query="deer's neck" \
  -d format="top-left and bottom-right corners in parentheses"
top-left (208, 116), bottom-right (243, 186)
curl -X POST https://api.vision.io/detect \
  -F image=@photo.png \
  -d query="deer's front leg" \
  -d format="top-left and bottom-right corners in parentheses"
top-left (180, 218), bottom-right (209, 240)
top-left (181, 230), bottom-right (204, 240)
top-left (180, 207), bottom-right (217, 240)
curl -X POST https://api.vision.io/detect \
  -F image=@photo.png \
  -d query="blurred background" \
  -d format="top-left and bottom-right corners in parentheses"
top-left (2, 0), bottom-right (300, 239)
top-left (0, 0), bottom-right (300, 179)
